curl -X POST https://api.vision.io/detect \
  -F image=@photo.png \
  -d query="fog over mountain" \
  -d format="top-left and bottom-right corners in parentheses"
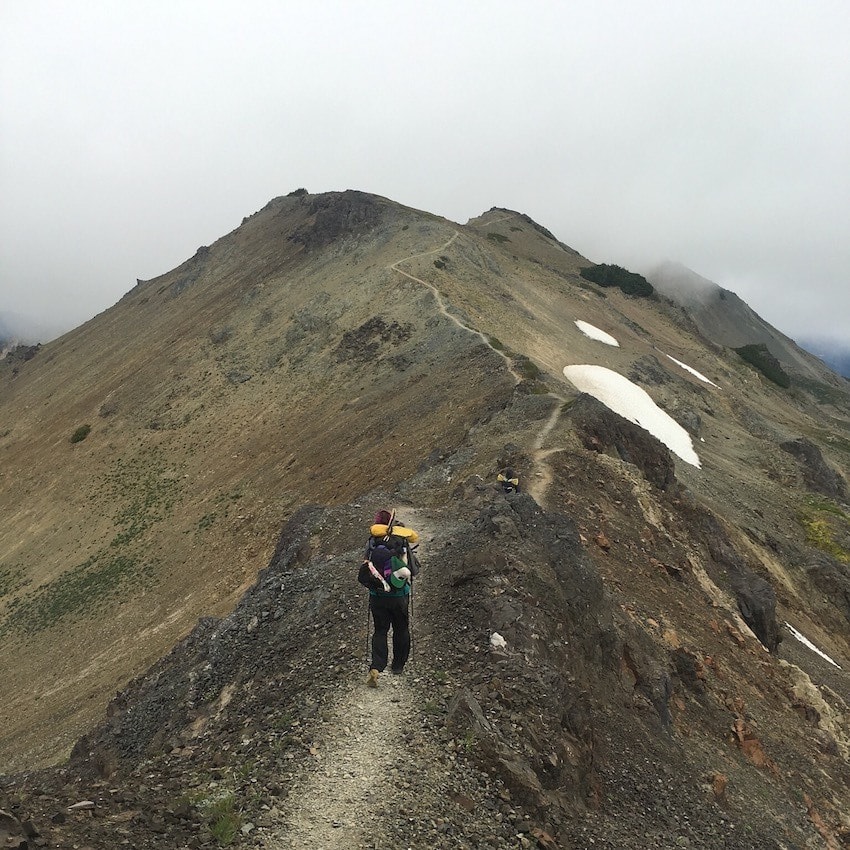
top-left (0, 311), bottom-right (67, 351)
top-left (798, 338), bottom-right (850, 380)
top-left (2, 3), bottom-right (849, 347)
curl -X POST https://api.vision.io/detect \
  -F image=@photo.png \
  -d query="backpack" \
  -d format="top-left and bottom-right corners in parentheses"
top-left (359, 513), bottom-right (420, 592)
top-left (358, 544), bottom-right (411, 593)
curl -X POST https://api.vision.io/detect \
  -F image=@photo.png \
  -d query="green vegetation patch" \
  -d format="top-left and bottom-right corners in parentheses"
top-left (487, 232), bottom-right (511, 244)
top-left (70, 424), bottom-right (92, 444)
top-left (0, 553), bottom-right (157, 638)
top-left (195, 791), bottom-right (242, 846)
top-left (514, 354), bottom-right (542, 381)
top-left (0, 449), bottom-right (183, 638)
top-left (0, 565), bottom-right (29, 599)
top-left (734, 343), bottom-right (790, 388)
top-left (579, 264), bottom-right (653, 297)
top-left (799, 496), bottom-right (850, 563)
top-left (794, 376), bottom-right (850, 408)
top-left (104, 452), bottom-right (183, 547)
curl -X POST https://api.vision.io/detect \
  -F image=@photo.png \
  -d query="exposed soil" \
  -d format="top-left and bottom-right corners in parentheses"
top-left (2, 190), bottom-right (850, 850)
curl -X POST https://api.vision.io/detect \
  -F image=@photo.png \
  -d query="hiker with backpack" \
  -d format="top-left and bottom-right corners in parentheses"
top-left (498, 468), bottom-right (520, 493)
top-left (358, 509), bottom-right (420, 687)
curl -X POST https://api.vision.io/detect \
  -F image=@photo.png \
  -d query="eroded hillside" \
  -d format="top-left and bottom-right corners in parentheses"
top-left (2, 189), bottom-right (850, 848)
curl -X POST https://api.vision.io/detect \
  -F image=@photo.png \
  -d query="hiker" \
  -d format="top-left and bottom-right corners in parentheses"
top-left (358, 509), bottom-right (420, 687)
top-left (497, 468), bottom-right (520, 493)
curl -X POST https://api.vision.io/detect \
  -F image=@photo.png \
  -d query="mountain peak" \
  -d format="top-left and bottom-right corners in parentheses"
top-left (2, 190), bottom-right (850, 849)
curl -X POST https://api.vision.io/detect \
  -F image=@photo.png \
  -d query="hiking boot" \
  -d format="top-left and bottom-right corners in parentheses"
top-left (390, 666), bottom-right (404, 675)
top-left (366, 669), bottom-right (380, 688)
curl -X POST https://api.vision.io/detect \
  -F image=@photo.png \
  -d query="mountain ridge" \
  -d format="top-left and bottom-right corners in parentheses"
top-left (2, 189), bottom-right (850, 848)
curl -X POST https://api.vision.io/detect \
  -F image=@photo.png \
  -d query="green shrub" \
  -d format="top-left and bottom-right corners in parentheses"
top-left (800, 515), bottom-right (849, 563)
top-left (579, 264), bottom-right (653, 297)
top-left (514, 355), bottom-right (541, 381)
top-left (70, 424), bottom-right (91, 444)
top-left (198, 792), bottom-right (242, 846)
top-left (487, 232), bottom-right (510, 244)
top-left (734, 343), bottom-right (790, 388)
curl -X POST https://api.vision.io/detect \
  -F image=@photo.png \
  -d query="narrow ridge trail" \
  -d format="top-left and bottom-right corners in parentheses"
top-left (260, 674), bottom-right (415, 849)
top-left (258, 520), bottom-right (431, 849)
top-left (392, 234), bottom-right (570, 508)
top-left (258, 511), bottom-right (446, 850)
top-left (260, 236), bottom-right (575, 848)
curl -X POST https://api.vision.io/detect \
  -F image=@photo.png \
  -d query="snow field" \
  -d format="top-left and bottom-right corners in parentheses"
top-left (562, 364), bottom-right (702, 468)
top-left (663, 352), bottom-right (719, 387)
top-left (785, 622), bottom-right (842, 668)
top-left (574, 320), bottom-right (619, 347)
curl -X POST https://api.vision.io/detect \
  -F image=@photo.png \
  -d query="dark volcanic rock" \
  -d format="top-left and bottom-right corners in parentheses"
top-left (565, 394), bottom-right (677, 491)
top-left (780, 437), bottom-right (847, 500)
top-left (70, 505), bottom-right (325, 765)
top-left (685, 507), bottom-right (781, 651)
top-left (289, 190), bottom-right (384, 251)
top-left (806, 555), bottom-right (850, 622)
top-left (334, 317), bottom-right (413, 363)
top-left (628, 355), bottom-right (671, 387)
top-left (730, 566), bottom-right (781, 652)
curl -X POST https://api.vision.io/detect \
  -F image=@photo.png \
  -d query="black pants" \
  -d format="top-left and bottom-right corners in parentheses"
top-left (369, 594), bottom-right (410, 672)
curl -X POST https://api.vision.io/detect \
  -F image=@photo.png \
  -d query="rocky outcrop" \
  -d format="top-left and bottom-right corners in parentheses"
top-left (780, 437), bottom-right (847, 500)
top-left (681, 504), bottom-right (781, 651)
top-left (289, 190), bottom-right (385, 251)
top-left (565, 394), bottom-right (678, 491)
top-left (806, 555), bottom-right (850, 623)
top-left (70, 505), bottom-right (326, 766)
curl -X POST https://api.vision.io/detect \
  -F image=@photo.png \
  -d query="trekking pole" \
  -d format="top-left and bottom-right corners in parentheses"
top-left (365, 602), bottom-right (372, 669)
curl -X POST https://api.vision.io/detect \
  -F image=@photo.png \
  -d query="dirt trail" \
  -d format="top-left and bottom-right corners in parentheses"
top-left (391, 233), bottom-right (570, 496)
top-left (390, 233), bottom-right (524, 385)
top-left (260, 237), bottom-right (573, 847)
top-left (259, 510), bottom-right (440, 850)
top-left (260, 676), bottom-right (415, 849)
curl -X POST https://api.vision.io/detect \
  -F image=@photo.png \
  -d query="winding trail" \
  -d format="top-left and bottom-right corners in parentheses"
top-left (259, 236), bottom-right (570, 847)
top-left (390, 233), bottom-right (523, 386)
top-left (392, 232), bottom-right (569, 507)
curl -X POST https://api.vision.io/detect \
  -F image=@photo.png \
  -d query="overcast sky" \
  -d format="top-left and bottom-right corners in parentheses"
top-left (2, 1), bottom-right (849, 346)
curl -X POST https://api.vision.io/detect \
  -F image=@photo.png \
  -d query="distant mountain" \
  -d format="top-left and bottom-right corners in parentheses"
top-left (645, 261), bottom-right (843, 385)
top-left (798, 338), bottom-right (850, 380)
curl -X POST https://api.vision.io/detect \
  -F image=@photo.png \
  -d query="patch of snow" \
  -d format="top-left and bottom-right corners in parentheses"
top-left (563, 364), bottom-right (701, 468)
top-left (785, 622), bottom-right (842, 669)
top-left (662, 352), bottom-right (719, 387)
top-left (575, 320), bottom-right (619, 347)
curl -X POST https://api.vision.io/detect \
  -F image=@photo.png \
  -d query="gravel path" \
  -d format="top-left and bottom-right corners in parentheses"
top-left (260, 675), bottom-right (415, 850)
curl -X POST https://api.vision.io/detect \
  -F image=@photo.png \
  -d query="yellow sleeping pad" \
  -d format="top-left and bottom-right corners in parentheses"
top-left (370, 523), bottom-right (419, 545)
